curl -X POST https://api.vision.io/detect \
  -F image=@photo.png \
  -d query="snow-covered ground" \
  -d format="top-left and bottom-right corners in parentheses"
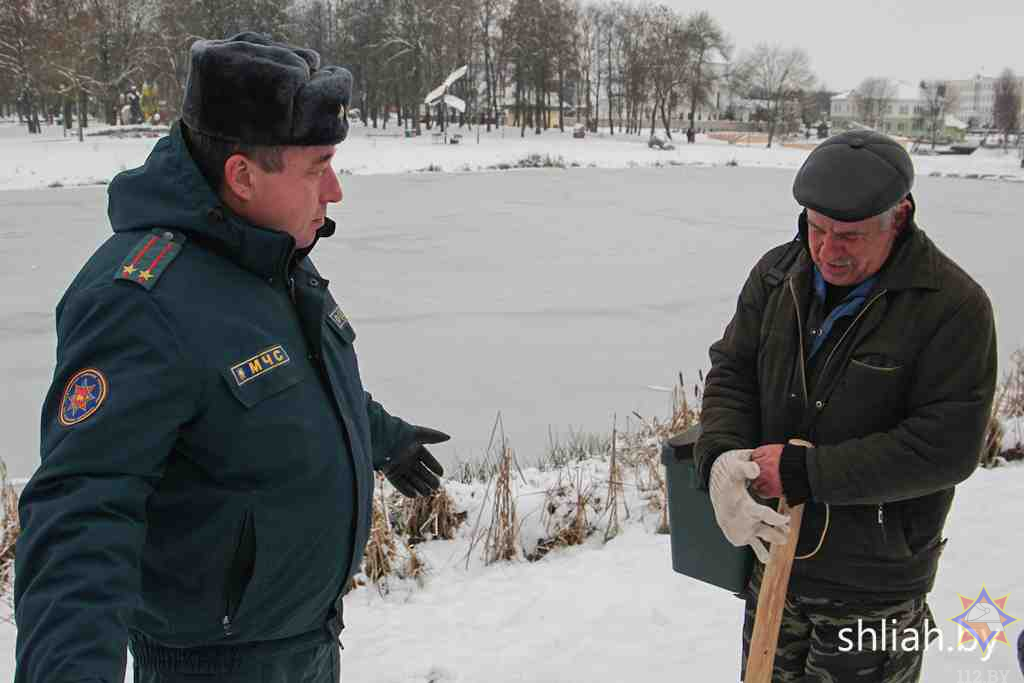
top-left (3, 456), bottom-right (1019, 681)
top-left (341, 461), bottom-right (1024, 682)
top-left (1, 122), bottom-right (1021, 681)
top-left (1, 119), bottom-right (1022, 192)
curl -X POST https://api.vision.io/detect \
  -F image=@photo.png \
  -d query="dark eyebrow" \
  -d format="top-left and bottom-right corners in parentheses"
top-left (311, 153), bottom-right (334, 168)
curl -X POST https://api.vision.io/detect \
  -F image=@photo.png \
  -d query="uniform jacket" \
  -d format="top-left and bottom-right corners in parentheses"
top-left (695, 214), bottom-right (997, 602)
top-left (14, 124), bottom-right (417, 682)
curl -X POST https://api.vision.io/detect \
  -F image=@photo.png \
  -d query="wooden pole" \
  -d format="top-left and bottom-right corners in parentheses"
top-left (745, 438), bottom-right (812, 683)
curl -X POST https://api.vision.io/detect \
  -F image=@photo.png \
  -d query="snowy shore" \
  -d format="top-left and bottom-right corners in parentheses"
top-left (1, 119), bottom-right (1022, 192)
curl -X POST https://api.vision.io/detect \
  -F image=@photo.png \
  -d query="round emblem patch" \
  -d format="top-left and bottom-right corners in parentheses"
top-left (59, 368), bottom-right (108, 426)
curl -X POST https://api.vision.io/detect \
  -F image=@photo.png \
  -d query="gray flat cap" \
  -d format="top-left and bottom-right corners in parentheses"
top-left (793, 131), bottom-right (914, 222)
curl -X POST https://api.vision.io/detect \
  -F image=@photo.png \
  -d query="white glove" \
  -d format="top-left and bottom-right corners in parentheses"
top-left (709, 449), bottom-right (791, 563)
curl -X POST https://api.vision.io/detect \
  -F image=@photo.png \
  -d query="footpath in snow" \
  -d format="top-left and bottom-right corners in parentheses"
top-left (1, 119), bottom-right (1022, 191)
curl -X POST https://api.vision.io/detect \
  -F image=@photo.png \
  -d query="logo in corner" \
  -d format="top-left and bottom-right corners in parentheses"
top-left (950, 587), bottom-right (1017, 656)
top-left (59, 368), bottom-right (108, 426)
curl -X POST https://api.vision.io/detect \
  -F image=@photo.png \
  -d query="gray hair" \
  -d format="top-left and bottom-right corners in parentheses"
top-left (878, 206), bottom-right (896, 232)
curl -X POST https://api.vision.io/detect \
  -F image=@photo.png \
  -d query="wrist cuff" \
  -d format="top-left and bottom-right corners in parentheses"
top-left (779, 445), bottom-right (812, 505)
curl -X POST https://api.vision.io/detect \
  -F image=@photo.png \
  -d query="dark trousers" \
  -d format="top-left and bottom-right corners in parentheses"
top-left (741, 564), bottom-right (934, 682)
top-left (134, 642), bottom-right (340, 683)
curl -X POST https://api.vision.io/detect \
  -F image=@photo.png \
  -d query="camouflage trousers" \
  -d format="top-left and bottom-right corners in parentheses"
top-left (741, 563), bottom-right (936, 683)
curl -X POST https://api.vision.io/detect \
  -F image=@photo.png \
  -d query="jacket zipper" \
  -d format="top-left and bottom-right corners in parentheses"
top-left (818, 289), bottom-right (889, 380)
top-left (223, 511), bottom-right (252, 636)
top-left (788, 279), bottom-right (809, 406)
top-left (796, 283), bottom-right (891, 549)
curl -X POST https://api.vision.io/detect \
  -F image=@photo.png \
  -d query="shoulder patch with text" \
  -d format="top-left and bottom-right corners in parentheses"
top-left (329, 305), bottom-right (348, 329)
top-left (115, 229), bottom-right (185, 290)
top-left (230, 345), bottom-right (291, 386)
top-left (59, 368), bottom-right (108, 426)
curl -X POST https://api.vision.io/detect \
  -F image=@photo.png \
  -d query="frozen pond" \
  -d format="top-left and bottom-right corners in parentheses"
top-left (1, 167), bottom-right (1021, 478)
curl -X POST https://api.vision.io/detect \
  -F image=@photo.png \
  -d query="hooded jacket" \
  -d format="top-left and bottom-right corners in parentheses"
top-left (14, 124), bottom-right (417, 682)
top-left (695, 213), bottom-right (997, 602)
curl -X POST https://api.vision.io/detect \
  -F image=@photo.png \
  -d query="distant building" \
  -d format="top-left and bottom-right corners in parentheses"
top-left (830, 81), bottom-right (924, 136)
top-left (946, 74), bottom-right (1024, 129)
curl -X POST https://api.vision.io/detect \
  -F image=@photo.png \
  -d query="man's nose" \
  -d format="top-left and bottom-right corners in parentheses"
top-left (320, 168), bottom-right (343, 204)
top-left (819, 232), bottom-right (843, 256)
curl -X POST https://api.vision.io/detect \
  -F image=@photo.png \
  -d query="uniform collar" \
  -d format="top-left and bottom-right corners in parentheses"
top-left (107, 122), bottom-right (335, 281)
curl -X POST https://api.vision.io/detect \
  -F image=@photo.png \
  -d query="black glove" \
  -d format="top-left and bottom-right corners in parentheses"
top-left (382, 426), bottom-right (449, 497)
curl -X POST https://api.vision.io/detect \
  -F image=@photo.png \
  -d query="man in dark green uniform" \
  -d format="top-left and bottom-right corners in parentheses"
top-left (15, 32), bottom-right (448, 683)
top-left (697, 131), bottom-right (997, 681)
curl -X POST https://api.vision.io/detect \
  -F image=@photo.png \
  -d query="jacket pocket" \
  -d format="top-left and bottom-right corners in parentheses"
top-left (849, 357), bottom-right (903, 373)
top-left (221, 345), bottom-right (305, 409)
top-left (901, 489), bottom-right (954, 555)
top-left (223, 509), bottom-right (256, 636)
top-left (826, 357), bottom-right (907, 438)
top-left (812, 503), bottom-right (911, 561)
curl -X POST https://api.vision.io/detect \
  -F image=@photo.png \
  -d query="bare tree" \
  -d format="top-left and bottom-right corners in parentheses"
top-left (598, 2), bottom-right (621, 134)
top-left (478, 0), bottom-right (508, 130)
top-left (993, 68), bottom-right (1022, 148)
top-left (0, 0), bottom-right (46, 133)
top-left (644, 5), bottom-right (686, 139)
top-left (917, 79), bottom-right (958, 150)
top-left (854, 76), bottom-right (896, 130)
top-left (734, 43), bottom-right (815, 148)
top-left (572, 0), bottom-right (597, 131)
top-left (682, 10), bottom-right (729, 131)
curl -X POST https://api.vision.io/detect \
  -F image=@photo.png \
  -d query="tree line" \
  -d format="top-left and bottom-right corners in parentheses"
top-left (1, 0), bottom-right (829, 145)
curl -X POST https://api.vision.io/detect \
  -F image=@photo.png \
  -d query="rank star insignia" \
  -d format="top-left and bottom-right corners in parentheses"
top-left (115, 230), bottom-right (185, 290)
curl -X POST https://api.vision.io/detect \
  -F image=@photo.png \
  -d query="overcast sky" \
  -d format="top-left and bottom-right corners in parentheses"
top-left (659, 0), bottom-right (1024, 90)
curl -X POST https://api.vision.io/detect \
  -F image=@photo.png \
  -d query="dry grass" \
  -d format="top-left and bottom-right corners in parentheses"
top-left (364, 476), bottom-right (399, 591)
top-left (984, 349), bottom-right (1024, 466)
top-left (398, 488), bottom-right (467, 544)
top-left (0, 460), bottom-right (16, 624)
top-left (603, 418), bottom-right (626, 543)
top-left (528, 464), bottom-right (600, 561)
top-left (617, 373), bottom-right (703, 532)
top-left (539, 427), bottom-right (612, 471)
top-left (400, 538), bottom-right (427, 587)
top-left (483, 447), bottom-right (520, 564)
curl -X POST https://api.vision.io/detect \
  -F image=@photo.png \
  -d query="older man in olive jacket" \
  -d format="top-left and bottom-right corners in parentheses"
top-left (696, 131), bottom-right (997, 682)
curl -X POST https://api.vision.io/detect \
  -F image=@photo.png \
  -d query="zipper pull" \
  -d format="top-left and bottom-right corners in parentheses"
top-left (288, 276), bottom-right (296, 303)
top-left (222, 615), bottom-right (233, 635)
top-left (878, 504), bottom-right (887, 543)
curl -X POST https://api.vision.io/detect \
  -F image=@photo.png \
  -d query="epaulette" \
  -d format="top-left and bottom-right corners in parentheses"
top-left (114, 229), bottom-right (186, 290)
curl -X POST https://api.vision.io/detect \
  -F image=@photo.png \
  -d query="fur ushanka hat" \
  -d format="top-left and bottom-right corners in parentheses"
top-left (182, 31), bottom-right (352, 146)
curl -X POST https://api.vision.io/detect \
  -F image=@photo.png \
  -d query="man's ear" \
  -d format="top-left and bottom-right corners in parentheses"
top-left (893, 196), bottom-right (912, 233)
top-left (223, 153), bottom-right (255, 202)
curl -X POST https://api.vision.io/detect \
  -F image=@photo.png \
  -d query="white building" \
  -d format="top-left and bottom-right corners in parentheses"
top-left (830, 81), bottom-right (926, 137)
top-left (947, 74), bottom-right (1024, 128)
